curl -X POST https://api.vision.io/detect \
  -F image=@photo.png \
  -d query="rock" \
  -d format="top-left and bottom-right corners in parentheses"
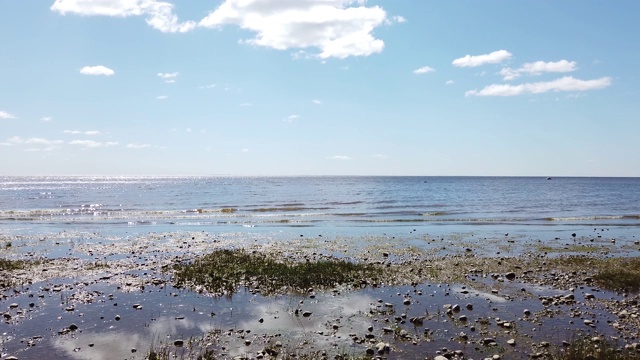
top-left (482, 338), bottom-right (496, 346)
top-left (459, 315), bottom-right (468, 322)
top-left (174, 339), bottom-right (184, 347)
top-left (466, 303), bottom-right (473, 311)
top-left (583, 319), bottom-right (595, 327)
top-left (523, 309), bottom-right (531, 316)
top-left (5, 356), bottom-right (19, 360)
top-left (452, 304), bottom-right (460, 312)
top-left (133, 304), bottom-right (142, 310)
top-left (434, 356), bottom-right (448, 360)
top-left (585, 293), bottom-right (595, 300)
top-left (507, 339), bottom-right (516, 346)
top-left (505, 272), bottom-right (516, 280)
top-left (302, 311), bottom-right (312, 317)
top-left (375, 341), bottom-right (388, 353)
top-left (403, 299), bottom-right (411, 305)
top-left (115, 315), bottom-right (121, 321)
top-left (9, 303), bottom-right (19, 309)
top-left (69, 324), bottom-right (78, 331)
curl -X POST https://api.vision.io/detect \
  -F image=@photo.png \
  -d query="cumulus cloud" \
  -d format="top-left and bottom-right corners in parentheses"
top-left (156, 95), bottom-right (169, 100)
top-left (390, 15), bottom-right (406, 23)
top-left (51, 0), bottom-right (196, 33)
top-left (68, 140), bottom-right (119, 147)
top-left (452, 50), bottom-right (512, 68)
top-left (445, 80), bottom-right (454, 85)
top-left (80, 65), bottom-right (115, 76)
top-left (0, 111), bottom-right (17, 119)
top-left (157, 72), bottom-right (178, 79)
top-left (284, 114), bottom-right (300, 122)
top-left (199, 83), bottom-right (216, 89)
top-left (330, 155), bottom-right (351, 160)
top-left (157, 72), bottom-right (178, 83)
top-left (500, 60), bottom-right (577, 81)
top-left (26, 138), bottom-right (64, 145)
top-left (313, 99), bottom-right (323, 105)
top-left (64, 130), bottom-right (101, 135)
top-left (239, 102), bottom-right (252, 107)
top-left (413, 66), bottom-right (435, 74)
top-left (41, 116), bottom-right (53, 122)
top-left (126, 143), bottom-right (151, 149)
top-left (5, 136), bottom-right (64, 146)
top-left (199, 0), bottom-right (390, 59)
top-left (465, 76), bottom-right (612, 97)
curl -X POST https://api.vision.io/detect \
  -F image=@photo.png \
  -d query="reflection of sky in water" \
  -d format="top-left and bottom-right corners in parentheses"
top-left (450, 284), bottom-right (507, 303)
top-left (45, 293), bottom-right (377, 359)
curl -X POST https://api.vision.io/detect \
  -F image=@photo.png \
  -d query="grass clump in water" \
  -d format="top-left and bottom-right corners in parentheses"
top-left (552, 337), bottom-right (640, 359)
top-left (173, 249), bottom-right (382, 296)
top-left (593, 257), bottom-right (640, 292)
top-left (0, 258), bottom-right (27, 271)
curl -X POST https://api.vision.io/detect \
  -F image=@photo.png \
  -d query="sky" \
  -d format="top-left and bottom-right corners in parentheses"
top-left (1, 0), bottom-right (639, 176)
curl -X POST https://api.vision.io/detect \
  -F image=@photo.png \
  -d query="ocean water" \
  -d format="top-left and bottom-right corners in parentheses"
top-left (1, 176), bottom-right (639, 240)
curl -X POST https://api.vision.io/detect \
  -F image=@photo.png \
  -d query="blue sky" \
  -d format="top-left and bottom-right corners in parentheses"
top-left (1, 0), bottom-right (639, 176)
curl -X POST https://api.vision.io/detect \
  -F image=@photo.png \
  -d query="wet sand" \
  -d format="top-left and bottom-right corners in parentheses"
top-left (1, 228), bottom-right (640, 359)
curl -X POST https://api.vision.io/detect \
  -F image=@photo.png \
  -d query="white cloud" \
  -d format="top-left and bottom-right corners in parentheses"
top-left (6, 136), bottom-right (64, 147)
top-left (241, 148), bottom-right (249, 153)
top-left (284, 114), bottom-right (300, 122)
top-left (200, 83), bottom-right (216, 89)
top-left (156, 95), bottom-right (169, 100)
top-left (445, 80), bottom-right (454, 85)
top-left (68, 140), bottom-right (118, 148)
top-left (239, 102), bottom-right (252, 107)
top-left (452, 50), bottom-right (512, 68)
top-left (51, 0), bottom-right (196, 33)
top-left (500, 60), bottom-right (577, 81)
top-left (126, 143), bottom-right (151, 149)
top-left (157, 72), bottom-right (178, 79)
top-left (313, 99), bottom-right (323, 105)
top-left (413, 66), bottom-right (435, 74)
top-left (372, 154), bottom-right (388, 159)
top-left (25, 138), bottom-right (64, 145)
top-left (7, 136), bottom-right (23, 144)
top-left (157, 72), bottom-right (178, 83)
top-left (330, 155), bottom-right (351, 160)
top-left (41, 116), bottom-right (53, 122)
top-left (391, 15), bottom-right (406, 23)
top-left (80, 65), bottom-right (115, 76)
top-left (64, 130), bottom-right (101, 135)
top-left (465, 76), bottom-right (612, 97)
top-left (199, 0), bottom-right (389, 59)
top-left (0, 111), bottom-right (17, 119)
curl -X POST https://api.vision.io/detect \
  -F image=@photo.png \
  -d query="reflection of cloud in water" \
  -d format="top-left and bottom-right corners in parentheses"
top-left (51, 332), bottom-right (147, 360)
top-left (450, 285), bottom-right (507, 303)
top-left (229, 293), bottom-right (376, 353)
top-left (51, 316), bottom-right (218, 360)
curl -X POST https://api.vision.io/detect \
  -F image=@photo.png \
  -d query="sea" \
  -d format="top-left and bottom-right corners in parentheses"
top-left (1, 175), bottom-right (639, 242)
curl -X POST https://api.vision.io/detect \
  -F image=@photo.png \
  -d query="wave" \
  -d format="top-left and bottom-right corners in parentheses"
top-left (0, 208), bottom-right (638, 227)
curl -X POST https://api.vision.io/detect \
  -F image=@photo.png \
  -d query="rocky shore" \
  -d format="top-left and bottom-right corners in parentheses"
top-left (1, 230), bottom-right (640, 359)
